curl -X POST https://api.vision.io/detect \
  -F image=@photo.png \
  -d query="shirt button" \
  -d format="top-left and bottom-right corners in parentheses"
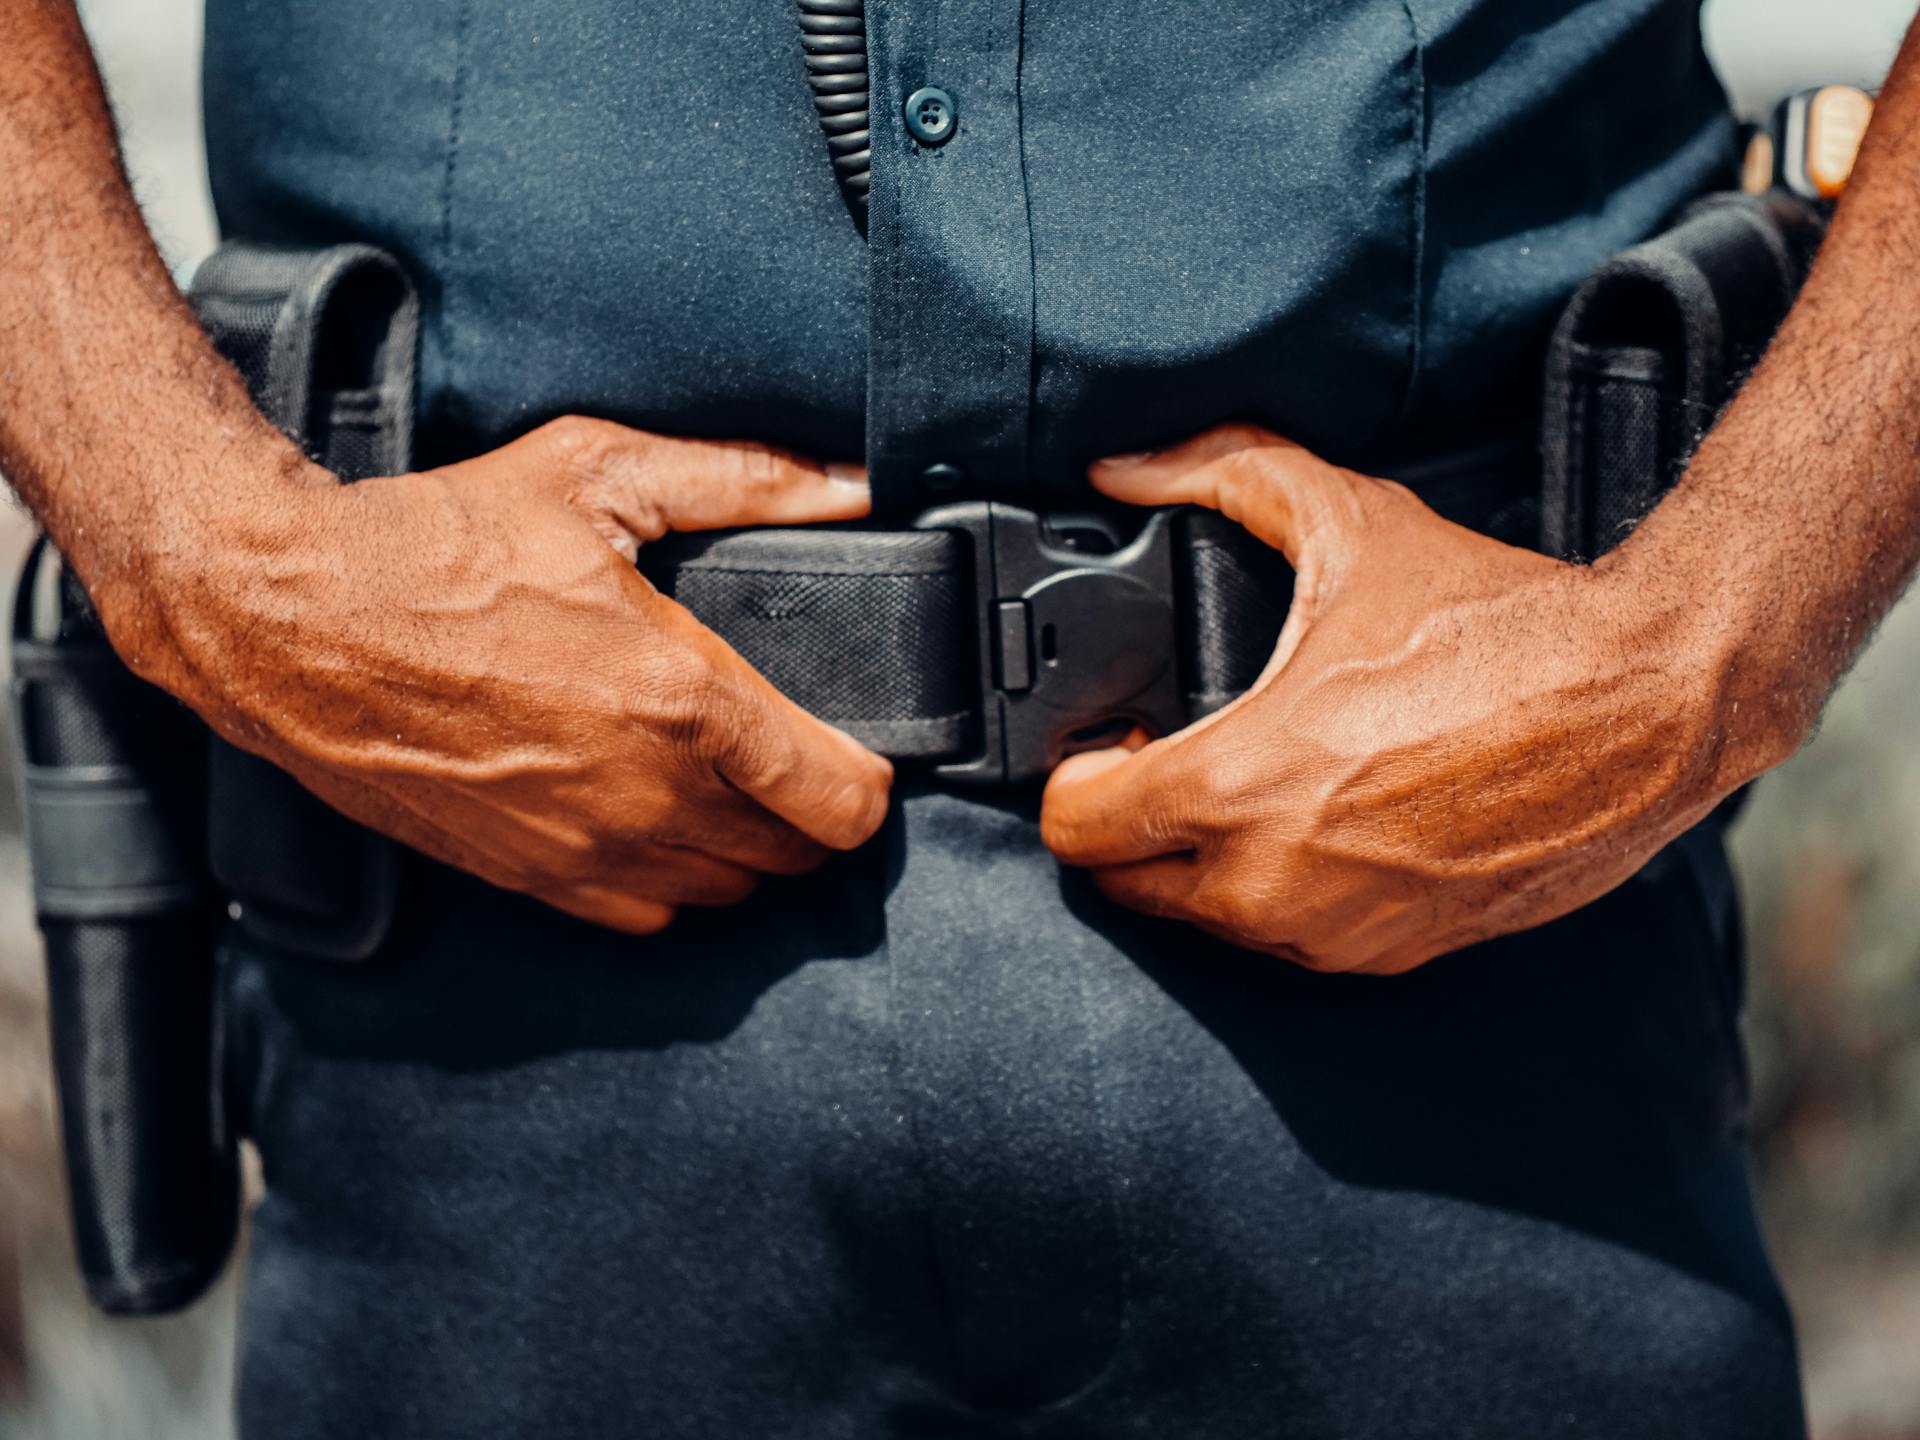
top-left (904, 86), bottom-right (957, 147)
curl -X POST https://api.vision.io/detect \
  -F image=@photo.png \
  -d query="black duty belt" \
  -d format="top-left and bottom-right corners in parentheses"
top-left (643, 505), bottom-right (1277, 785)
top-left (640, 457), bottom-right (1531, 785)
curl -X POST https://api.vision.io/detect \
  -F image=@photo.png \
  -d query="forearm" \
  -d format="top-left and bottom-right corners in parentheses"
top-left (0, 0), bottom-right (312, 655)
top-left (1613, 17), bottom-right (1920, 782)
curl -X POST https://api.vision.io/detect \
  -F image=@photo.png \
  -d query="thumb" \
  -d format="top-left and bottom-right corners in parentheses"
top-left (444, 416), bottom-right (871, 560)
top-left (678, 610), bottom-right (895, 852)
top-left (1087, 423), bottom-right (1360, 572)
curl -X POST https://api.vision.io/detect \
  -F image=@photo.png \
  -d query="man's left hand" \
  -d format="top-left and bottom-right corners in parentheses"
top-left (1040, 424), bottom-right (1740, 975)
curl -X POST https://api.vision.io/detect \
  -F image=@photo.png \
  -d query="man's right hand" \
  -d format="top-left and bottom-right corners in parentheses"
top-left (102, 416), bottom-right (893, 935)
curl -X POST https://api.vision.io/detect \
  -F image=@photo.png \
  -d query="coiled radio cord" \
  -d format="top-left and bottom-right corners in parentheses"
top-left (797, 0), bottom-right (871, 233)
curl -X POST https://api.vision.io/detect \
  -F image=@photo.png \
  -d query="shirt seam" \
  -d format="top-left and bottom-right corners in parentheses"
top-left (1383, 0), bottom-right (1431, 444)
top-left (436, 0), bottom-right (474, 433)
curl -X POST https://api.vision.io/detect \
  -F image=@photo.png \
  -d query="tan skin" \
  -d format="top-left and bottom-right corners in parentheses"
top-left (7, 0), bottom-right (1920, 964)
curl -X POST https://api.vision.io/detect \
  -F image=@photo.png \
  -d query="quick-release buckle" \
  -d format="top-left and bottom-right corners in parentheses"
top-left (914, 502), bottom-right (1186, 786)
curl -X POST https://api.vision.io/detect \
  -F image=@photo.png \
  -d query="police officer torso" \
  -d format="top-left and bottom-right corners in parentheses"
top-left (191, 6), bottom-right (1805, 1438)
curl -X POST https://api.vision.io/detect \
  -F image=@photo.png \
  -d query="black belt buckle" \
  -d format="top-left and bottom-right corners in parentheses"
top-left (914, 502), bottom-right (1186, 786)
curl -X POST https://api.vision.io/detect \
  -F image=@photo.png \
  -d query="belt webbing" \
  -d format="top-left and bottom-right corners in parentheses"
top-left (643, 528), bottom-right (977, 757)
top-left (639, 518), bottom-right (1286, 760)
top-left (638, 460), bottom-right (1531, 763)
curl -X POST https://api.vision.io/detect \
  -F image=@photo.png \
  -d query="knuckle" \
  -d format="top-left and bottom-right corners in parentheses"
top-left (1202, 747), bottom-right (1270, 816)
top-left (541, 414), bottom-right (618, 473)
top-left (1215, 421), bottom-right (1275, 452)
top-left (1348, 473), bottom-right (1410, 528)
top-left (552, 824), bottom-right (629, 886)
top-left (671, 716), bottom-right (722, 776)
top-left (631, 658), bottom-right (729, 767)
top-left (543, 417), bottom-right (654, 517)
top-left (1199, 883), bottom-right (1265, 943)
top-left (731, 440), bottom-right (801, 492)
top-left (613, 772), bottom-right (686, 846)
top-left (1219, 447), bottom-right (1272, 494)
top-left (701, 696), bottom-right (779, 784)
top-left (1191, 857), bottom-right (1276, 943)
top-left (1038, 803), bottom-right (1084, 859)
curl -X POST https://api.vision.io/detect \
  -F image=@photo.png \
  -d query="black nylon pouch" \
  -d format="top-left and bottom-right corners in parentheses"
top-left (1541, 191), bottom-right (1824, 560)
top-left (188, 244), bottom-right (419, 962)
top-left (10, 548), bottom-right (234, 1315)
top-left (1541, 190), bottom-right (1827, 840)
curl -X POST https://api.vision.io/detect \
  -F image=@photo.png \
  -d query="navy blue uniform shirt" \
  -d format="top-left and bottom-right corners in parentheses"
top-left (205, 0), bottom-right (1735, 500)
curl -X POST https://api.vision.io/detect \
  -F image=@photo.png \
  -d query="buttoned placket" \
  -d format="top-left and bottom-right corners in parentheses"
top-left (864, 0), bottom-right (1038, 515)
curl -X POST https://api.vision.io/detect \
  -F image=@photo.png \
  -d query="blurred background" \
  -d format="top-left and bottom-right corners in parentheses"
top-left (1, 1), bottom-right (1918, 1435)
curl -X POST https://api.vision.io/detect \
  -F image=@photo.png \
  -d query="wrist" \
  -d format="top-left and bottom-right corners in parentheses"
top-left (1594, 532), bottom-right (1812, 804)
top-left (84, 437), bottom-right (335, 711)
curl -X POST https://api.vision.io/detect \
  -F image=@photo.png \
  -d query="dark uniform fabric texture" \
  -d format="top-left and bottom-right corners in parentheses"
top-left (199, 1), bottom-right (1805, 1435)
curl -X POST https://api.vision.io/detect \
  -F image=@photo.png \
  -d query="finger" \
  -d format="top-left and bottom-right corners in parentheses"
top-left (542, 416), bottom-right (870, 536)
top-left (631, 850), bottom-right (763, 908)
top-left (664, 815), bottom-right (833, 878)
top-left (438, 416), bottom-right (871, 558)
top-left (612, 431), bottom-right (871, 533)
top-left (1041, 738), bottom-right (1202, 867)
top-left (555, 885), bottom-right (679, 936)
top-left (288, 761), bottom-right (687, 934)
top-left (700, 642), bottom-right (895, 853)
top-left (1085, 852), bottom-right (1204, 922)
top-left (675, 821), bottom-right (833, 879)
top-left (1078, 850), bottom-right (1349, 969)
top-left (1090, 861), bottom-right (1343, 972)
top-left (1088, 424), bottom-right (1361, 568)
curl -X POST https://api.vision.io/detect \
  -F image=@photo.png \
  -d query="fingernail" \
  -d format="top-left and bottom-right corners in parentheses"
top-left (1097, 449), bottom-right (1159, 469)
top-left (825, 461), bottom-right (868, 488)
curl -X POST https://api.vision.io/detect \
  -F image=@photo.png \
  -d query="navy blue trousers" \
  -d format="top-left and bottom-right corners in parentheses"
top-left (223, 782), bottom-right (1804, 1437)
